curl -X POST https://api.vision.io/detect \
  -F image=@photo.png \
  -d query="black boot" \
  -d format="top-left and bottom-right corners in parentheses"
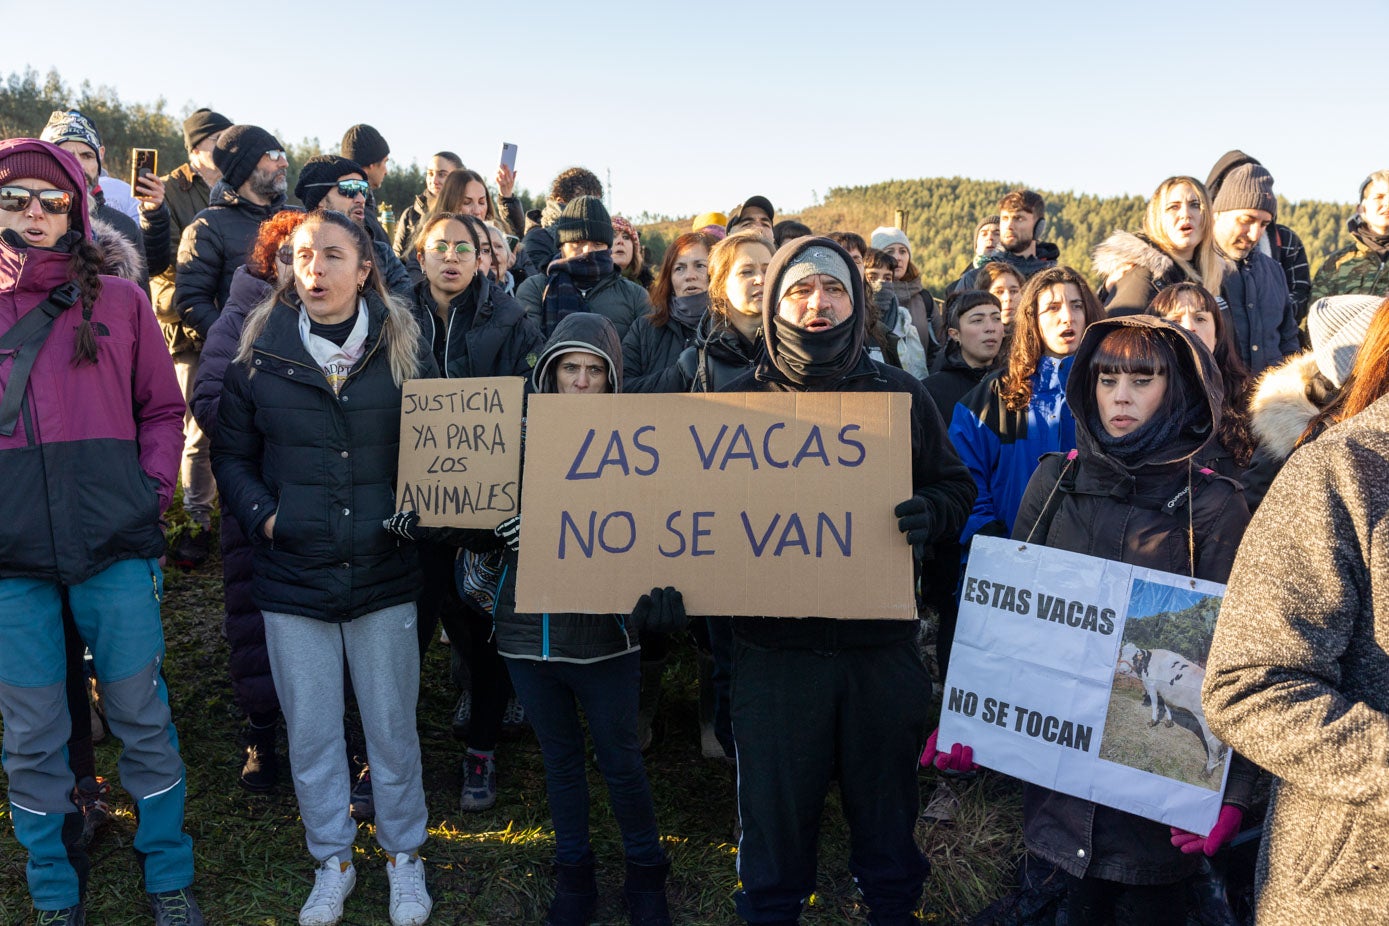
top-left (546, 859), bottom-right (597, 926)
top-left (623, 859), bottom-right (672, 925)
top-left (238, 720), bottom-right (279, 792)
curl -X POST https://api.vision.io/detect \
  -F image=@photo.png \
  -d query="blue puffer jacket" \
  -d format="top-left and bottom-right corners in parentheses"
top-left (1219, 249), bottom-right (1298, 375)
top-left (948, 355), bottom-right (1076, 543)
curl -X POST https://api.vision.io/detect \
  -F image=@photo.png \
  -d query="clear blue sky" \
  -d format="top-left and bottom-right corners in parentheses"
top-left (13, 0), bottom-right (1383, 218)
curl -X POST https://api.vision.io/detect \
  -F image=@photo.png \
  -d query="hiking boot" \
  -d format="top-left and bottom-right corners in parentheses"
top-left (349, 765), bottom-right (374, 822)
top-left (501, 695), bottom-right (527, 732)
top-left (147, 887), bottom-right (205, 926)
top-left (239, 723), bottom-right (280, 792)
top-left (73, 776), bottom-right (111, 847)
top-left (168, 527), bottom-right (211, 570)
top-left (459, 753), bottom-right (497, 812)
top-left (35, 905), bottom-right (85, 926)
top-left (299, 856), bottom-right (356, 926)
top-left (386, 852), bottom-right (432, 926)
top-left (920, 781), bottom-right (960, 825)
top-left (450, 690), bottom-right (472, 740)
top-left (546, 859), bottom-right (597, 926)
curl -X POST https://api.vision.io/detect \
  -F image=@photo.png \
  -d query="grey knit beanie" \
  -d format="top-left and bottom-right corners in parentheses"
top-left (1211, 162), bottom-right (1277, 220)
top-left (775, 245), bottom-right (853, 305)
top-left (555, 195), bottom-right (614, 247)
top-left (1308, 294), bottom-right (1382, 388)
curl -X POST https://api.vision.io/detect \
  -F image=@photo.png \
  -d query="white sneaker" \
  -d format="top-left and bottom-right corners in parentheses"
top-left (387, 852), bottom-right (433, 926)
top-left (299, 856), bottom-right (356, 926)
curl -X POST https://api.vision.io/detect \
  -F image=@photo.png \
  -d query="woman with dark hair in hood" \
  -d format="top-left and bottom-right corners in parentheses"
top-left (934, 315), bottom-right (1256, 925)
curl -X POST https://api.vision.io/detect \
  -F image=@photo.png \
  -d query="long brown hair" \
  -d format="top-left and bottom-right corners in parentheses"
top-left (706, 231), bottom-right (774, 322)
top-left (1304, 296), bottom-right (1389, 441)
top-left (236, 209), bottom-right (423, 386)
top-left (647, 232), bottom-right (713, 327)
top-left (999, 266), bottom-right (1101, 411)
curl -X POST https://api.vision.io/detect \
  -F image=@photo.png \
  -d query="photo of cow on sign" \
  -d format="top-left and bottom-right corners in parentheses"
top-left (1099, 578), bottom-right (1229, 790)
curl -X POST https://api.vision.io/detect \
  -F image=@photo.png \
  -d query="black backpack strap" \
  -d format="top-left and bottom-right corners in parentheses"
top-left (0, 282), bottom-right (81, 438)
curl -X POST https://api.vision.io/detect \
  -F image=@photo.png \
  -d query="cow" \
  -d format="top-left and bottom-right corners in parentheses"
top-left (1116, 642), bottom-right (1227, 778)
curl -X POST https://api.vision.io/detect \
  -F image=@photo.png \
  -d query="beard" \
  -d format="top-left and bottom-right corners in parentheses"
top-left (1002, 231), bottom-right (1034, 255)
top-left (248, 166), bottom-right (287, 200)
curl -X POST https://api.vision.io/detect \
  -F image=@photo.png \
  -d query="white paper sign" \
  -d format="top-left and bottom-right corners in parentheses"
top-left (938, 536), bottom-right (1231, 835)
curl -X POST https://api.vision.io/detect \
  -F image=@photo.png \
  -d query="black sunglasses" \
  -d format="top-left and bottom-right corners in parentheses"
top-left (0, 185), bottom-right (73, 215)
top-left (307, 179), bottom-right (370, 199)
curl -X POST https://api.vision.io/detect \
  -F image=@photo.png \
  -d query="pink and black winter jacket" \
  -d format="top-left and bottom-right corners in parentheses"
top-left (0, 138), bottom-right (184, 585)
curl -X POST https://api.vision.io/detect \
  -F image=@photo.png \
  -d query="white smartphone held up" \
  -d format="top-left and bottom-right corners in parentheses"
top-left (499, 142), bottom-right (518, 173)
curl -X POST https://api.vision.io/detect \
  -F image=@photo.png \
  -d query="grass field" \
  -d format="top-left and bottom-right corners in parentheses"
top-left (0, 548), bottom-right (1025, 925)
top-left (1098, 686), bottom-right (1225, 789)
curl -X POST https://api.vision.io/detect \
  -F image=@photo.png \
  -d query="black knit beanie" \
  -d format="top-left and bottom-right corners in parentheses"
top-left (555, 196), bottom-right (614, 247)
top-left (213, 125), bottom-right (282, 191)
top-left (183, 108), bottom-right (233, 151)
top-left (295, 155), bottom-right (365, 210)
top-left (340, 124), bottom-right (389, 166)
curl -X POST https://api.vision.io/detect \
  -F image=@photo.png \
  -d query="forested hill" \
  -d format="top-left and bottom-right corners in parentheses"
top-left (640, 177), bottom-right (1354, 296)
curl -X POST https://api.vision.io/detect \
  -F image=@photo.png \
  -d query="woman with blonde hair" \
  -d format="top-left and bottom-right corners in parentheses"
top-left (214, 208), bottom-right (437, 926)
top-left (1092, 176), bottom-right (1223, 315)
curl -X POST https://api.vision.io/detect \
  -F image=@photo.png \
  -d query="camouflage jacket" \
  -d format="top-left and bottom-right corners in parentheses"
top-left (1310, 236), bottom-right (1389, 303)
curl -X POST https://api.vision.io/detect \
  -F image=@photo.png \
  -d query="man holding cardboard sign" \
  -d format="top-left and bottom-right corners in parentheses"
top-left (719, 237), bottom-right (975, 925)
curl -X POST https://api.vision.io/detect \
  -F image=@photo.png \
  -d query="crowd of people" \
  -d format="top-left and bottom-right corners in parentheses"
top-left (0, 104), bottom-right (1386, 926)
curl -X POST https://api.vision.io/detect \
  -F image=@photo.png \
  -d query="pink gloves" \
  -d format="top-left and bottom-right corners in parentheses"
top-left (1170, 804), bottom-right (1243, 856)
top-left (921, 728), bottom-right (979, 773)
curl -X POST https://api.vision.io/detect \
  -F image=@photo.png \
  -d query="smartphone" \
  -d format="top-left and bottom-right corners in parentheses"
top-left (130, 148), bottom-right (158, 192)
top-left (499, 142), bottom-right (517, 173)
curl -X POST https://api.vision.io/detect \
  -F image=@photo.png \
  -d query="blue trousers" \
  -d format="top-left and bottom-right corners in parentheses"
top-left (505, 652), bottom-right (664, 866)
top-left (0, 559), bottom-right (193, 910)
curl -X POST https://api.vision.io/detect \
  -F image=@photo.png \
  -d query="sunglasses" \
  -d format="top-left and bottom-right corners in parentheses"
top-left (277, 244), bottom-right (294, 265)
top-left (428, 241), bottom-right (475, 256)
top-left (0, 185), bottom-right (73, 215)
top-left (308, 179), bottom-right (369, 198)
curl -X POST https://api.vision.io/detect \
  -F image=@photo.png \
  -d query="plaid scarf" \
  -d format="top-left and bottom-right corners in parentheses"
top-left (540, 249), bottom-right (615, 335)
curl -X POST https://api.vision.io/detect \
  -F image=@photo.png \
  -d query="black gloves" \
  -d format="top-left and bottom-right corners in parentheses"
top-left (895, 496), bottom-right (935, 556)
top-left (383, 510), bottom-right (421, 540)
top-left (493, 515), bottom-right (521, 552)
top-left (631, 587), bottom-right (687, 636)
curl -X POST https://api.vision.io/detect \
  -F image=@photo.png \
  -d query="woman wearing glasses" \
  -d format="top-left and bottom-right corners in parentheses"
top-left (0, 138), bottom-right (203, 922)
top-left (396, 211), bottom-right (545, 813)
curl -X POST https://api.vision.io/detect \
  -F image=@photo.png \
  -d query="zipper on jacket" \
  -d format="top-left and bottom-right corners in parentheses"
top-left (541, 613), bottom-right (550, 661)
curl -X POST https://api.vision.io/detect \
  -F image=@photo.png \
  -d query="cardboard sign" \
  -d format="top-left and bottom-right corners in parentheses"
top-left (395, 376), bottom-right (525, 529)
top-left (514, 392), bottom-right (915, 619)
top-left (938, 536), bottom-right (1231, 835)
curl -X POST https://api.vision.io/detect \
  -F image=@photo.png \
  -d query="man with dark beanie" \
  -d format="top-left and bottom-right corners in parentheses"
top-left (175, 124), bottom-right (288, 343)
top-left (295, 154), bottom-right (412, 297)
top-left (1207, 149), bottom-right (1311, 330)
top-left (515, 194), bottom-right (651, 340)
top-left (149, 107), bottom-right (233, 567)
top-left (1206, 151), bottom-right (1300, 374)
top-left (340, 124), bottom-right (391, 245)
top-left (719, 237), bottom-right (974, 925)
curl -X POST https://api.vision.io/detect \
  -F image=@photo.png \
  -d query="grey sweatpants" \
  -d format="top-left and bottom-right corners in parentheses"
top-left (263, 603), bottom-right (427, 861)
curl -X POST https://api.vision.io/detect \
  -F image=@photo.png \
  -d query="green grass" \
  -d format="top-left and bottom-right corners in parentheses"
top-left (0, 548), bottom-right (1025, 925)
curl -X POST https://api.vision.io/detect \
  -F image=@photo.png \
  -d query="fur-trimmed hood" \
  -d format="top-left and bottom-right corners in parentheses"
top-left (1248, 350), bottom-right (1337, 461)
top-left (1091, 230), bottom-right (1175, 288)
top-left (88, 216), bottom-right (145, 282)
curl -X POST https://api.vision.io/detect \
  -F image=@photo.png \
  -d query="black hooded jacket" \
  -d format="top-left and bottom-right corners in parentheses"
top-left (951, 241), bottom-right (1061, 292)
top-left (723, 237), bottom-right (976, 649)
top-left (923, 340), bottom-right (994, 422)
top-left (1011, 315), bottom-right (1255, 884)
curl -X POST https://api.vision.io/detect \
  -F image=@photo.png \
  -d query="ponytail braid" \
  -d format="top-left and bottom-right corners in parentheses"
top-left (68, 238), bottom-right (103, 366)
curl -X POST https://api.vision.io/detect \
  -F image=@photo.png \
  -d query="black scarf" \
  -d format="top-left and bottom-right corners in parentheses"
top-left (1349, 217), bottom-right (1389, 257)
top-left (668, 291), bottom-right (709, 329)
top-left (769, 315), bottom-right (860, 386)
top-left (541, 250), bottom-right (615, 335)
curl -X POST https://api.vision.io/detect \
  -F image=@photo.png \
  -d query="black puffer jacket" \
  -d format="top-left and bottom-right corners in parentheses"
top-left (1012, 314), bottom-right (1255, 885)
top-left (411, 275), bottom-right (544, 379)
top-left (490, 312), bottom-right (639, 663)
top-left (723, 237), bottom-right (976, 650)
top-left (673, 313), bottom-right (763, 393)
top-left (212, 293), bottom-right (436, 621)
top-left (392, 192), bottom-right (429, 258)
top-left (620, 314), bottom-right (699, 393)
top-left (1091, 230), bottom-right (1195, 316)
top-left (175, 180), bottom-right (288, 340)
top-left (1218, 248), bottom-right (1298, 375)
